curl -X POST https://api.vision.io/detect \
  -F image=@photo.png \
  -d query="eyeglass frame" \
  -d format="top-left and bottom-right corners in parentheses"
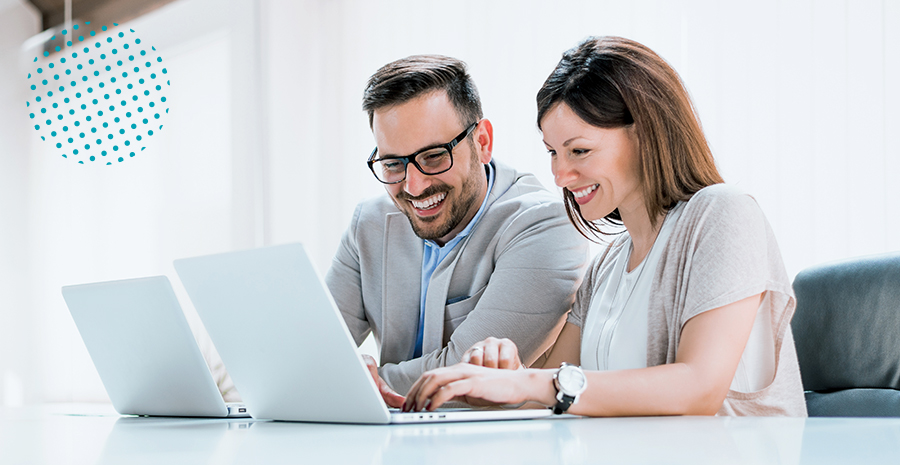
top-left (366, 120), bottom-right (480, 185)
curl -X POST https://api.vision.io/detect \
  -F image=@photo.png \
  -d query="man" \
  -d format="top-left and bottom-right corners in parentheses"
top-left (325, 55), bottom-right (588, 406)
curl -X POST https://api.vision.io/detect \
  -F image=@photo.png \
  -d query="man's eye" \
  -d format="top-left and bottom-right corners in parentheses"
top-left (382, 160), bottom-right (404, 171)
top-left (421, 151), bottom-right (448, 161)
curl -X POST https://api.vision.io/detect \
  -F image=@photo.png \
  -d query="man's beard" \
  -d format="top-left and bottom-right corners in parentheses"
top-left (395, 153), bottom-right (484, 242)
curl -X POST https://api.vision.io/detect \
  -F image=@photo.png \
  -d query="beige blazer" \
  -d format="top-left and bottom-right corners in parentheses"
top-left (325, 159), bottom-right (589, 393)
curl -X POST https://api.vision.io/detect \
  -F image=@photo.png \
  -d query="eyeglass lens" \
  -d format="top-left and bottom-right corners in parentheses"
top-left (371, 147), bottom-right (451, 183)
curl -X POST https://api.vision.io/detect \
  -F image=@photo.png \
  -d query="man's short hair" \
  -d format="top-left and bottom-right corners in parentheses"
top-left (362, 55), bottom-right (483, 129)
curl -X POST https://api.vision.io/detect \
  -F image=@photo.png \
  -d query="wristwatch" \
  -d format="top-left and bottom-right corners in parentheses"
top-left (552, 363), bottom-right (587, 414)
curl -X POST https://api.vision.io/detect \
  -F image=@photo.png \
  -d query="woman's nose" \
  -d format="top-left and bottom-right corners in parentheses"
top-left (552, 157), bottom-right (577, 188)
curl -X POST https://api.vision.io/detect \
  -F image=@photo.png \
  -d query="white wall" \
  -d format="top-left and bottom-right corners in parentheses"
top-left (0, 0), bottom-right (40, 407)
top-left (0, 0), bottom-right (897, 403)
top-left (2, 0), bottom-right (261, 403)
top-left (264, 0), bottom-right (900, 278)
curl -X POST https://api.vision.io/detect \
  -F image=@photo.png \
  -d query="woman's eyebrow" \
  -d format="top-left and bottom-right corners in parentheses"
top-left (544, 136), bottom-right (586, 148)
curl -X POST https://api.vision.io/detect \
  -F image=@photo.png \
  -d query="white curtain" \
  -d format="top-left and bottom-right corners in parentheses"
top-left (0, 0), bottom-right (897, 404)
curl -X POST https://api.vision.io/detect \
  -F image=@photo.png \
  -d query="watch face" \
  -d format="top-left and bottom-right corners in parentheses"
top-left (558, 366), bottom-right (586, 393)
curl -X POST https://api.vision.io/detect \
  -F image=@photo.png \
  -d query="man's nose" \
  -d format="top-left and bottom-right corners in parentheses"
top-left (403, 165), bottom-right (431, 197)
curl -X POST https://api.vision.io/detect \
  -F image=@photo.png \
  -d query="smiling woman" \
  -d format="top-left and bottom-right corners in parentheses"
top-left (403, 36), bottom-right (807, 418)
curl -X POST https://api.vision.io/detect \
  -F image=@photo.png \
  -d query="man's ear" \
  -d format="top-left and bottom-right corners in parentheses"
top-left (473, 119), bottom-right (494, 164)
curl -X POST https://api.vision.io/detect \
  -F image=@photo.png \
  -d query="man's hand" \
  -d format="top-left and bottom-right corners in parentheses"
top-left (362, 354), bottom-right (405, 408)
top-left (461, 337), bottom-right (523, 369)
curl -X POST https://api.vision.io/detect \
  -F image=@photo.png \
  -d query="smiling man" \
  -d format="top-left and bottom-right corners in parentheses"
top-left (325, 55), bottom-right (588, 405)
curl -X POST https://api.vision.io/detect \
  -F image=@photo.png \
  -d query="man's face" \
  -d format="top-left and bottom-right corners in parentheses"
top-left (372, 91), bottom-right (491, 245)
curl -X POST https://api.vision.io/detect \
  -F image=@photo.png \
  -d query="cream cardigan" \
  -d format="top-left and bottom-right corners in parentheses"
top-left (568, 184), bottom-right (807, 416)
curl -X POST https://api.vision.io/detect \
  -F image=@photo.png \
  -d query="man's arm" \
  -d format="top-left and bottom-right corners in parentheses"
top-left (324, 204), bottom-right (371, 346)
top-left (380, 203), bottom-right (589, 394)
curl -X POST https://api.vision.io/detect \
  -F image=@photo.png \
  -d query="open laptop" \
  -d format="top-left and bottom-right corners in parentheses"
top-left (62, 276), bottom-right (249, 418)
top-left (173, 243), bottom-right (554, 424)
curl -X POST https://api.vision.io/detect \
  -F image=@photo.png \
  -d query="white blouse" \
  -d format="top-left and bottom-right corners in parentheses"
top-left (581, 203), bottom-right (683, 372)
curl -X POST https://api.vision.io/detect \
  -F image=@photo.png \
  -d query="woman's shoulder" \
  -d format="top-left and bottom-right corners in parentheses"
top-left (682, 183), bottom-right (765, 224)
top-left (688, 183), bottom-right (754, 205)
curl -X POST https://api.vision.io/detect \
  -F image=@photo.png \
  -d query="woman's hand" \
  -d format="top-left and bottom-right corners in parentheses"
top-left (402, 364), bottom-right (554, 412)
top-left (461, 337), bottom-right (523, 369)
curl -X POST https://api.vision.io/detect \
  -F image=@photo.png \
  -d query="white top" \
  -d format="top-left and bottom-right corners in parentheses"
top-left (580, 200), bottom-right (775, 393)
top-left (581, 203), bottom-right (683, 372)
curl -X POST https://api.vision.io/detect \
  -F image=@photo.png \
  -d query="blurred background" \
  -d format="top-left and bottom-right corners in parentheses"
top-left (0, 0), bottom-right (897, 405)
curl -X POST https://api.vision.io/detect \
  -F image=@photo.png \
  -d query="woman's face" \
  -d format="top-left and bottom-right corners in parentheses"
top-left (542, 103), bottom-right (643, 222)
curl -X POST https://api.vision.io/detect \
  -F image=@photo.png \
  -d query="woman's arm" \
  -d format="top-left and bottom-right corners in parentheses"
top-left (566, 293), bottom-right (760, 416)
top-left (404, 294), bottom-right (760, 415)
top-left (538, 321), bottom-right (581, 368)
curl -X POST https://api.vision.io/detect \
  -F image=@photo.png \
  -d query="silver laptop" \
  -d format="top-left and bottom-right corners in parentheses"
top-left (173, 243), bottom-right (553, 424)
top-left (62, 276), bottom-right (249, 418)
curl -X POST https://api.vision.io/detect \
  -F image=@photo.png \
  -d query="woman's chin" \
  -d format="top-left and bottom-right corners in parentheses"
top-left (579, 207), bottom-right (611, 222)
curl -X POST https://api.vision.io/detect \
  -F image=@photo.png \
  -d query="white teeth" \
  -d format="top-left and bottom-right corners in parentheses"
top-left (571, 184), bottom-right (598, 199)
top-left (412, 192), bottom-right (446, 210)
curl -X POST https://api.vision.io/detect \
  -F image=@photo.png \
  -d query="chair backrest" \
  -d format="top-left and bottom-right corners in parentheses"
top-left (792, 252), bottom-right (900, 416)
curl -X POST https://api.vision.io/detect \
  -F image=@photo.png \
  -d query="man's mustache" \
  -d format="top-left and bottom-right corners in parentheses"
top-left (395, 186), bottom-right (451, 202)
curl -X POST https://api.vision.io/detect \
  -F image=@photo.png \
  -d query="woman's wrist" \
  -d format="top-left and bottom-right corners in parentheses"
top-left (524, 368), bottom-right (558, 407)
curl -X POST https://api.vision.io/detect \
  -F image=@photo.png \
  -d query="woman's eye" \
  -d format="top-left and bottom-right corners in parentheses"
top-left (572, 149), bottom-right (590, 156)
top-left (546, 149), bottom-right (557, 157)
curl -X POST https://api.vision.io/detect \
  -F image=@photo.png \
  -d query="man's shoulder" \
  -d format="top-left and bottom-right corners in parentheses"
top-left (353, 193), bottom-right (401, 221)
top-left (468, 159), bottom-right (576, 248)
top-left (487, 159), bottom-right (563, 216)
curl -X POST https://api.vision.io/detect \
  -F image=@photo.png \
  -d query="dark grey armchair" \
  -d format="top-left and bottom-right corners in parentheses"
top-left (791, 252), bottom-right (900, 416)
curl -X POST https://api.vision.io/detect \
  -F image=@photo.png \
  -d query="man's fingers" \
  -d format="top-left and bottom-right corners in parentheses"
top-left (463, 345), bottom-right (484, 365)
top-left (362, 354), bottom-right (406, 408)
top-left (498, 340), bottom-right (520, 369)
top-left (380, 383), bottom-right (405, 408)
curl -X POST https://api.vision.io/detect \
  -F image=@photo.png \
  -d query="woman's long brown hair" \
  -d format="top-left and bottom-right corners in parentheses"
top-left (537, 36), bottom-right (724, 241)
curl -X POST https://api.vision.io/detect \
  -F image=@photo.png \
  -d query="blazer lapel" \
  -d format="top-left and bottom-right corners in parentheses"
top-left (380, 212), bottom-right (424, 364)
top-left (419, 160), bottom-right (515, 353)
top-left (420, 236), bottom-right (471, 354)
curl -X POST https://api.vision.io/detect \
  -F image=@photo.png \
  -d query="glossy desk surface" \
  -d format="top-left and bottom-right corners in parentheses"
top-left (1, 404), bottom-right (899, 464)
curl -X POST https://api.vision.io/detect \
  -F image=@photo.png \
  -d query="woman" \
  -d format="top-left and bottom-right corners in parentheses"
top-left (402, 37), bottom-right (807, 416)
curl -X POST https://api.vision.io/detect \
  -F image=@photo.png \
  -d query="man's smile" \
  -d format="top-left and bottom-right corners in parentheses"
top-left (410, 192), bottom-right (447, 216)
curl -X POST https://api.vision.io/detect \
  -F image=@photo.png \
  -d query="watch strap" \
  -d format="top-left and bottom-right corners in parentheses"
top-left (552, 393), bottom-right (576, 414)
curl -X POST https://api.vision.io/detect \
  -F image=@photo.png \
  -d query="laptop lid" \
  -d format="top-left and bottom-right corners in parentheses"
top-left (62, 276), bottom-right (230, 417)
top-left (174, 244), bottom-right (554, 425)
top-left (174, 244), bottom-right (392, 424)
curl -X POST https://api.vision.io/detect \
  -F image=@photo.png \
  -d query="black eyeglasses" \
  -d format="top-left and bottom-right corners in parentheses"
top-left (367, 121), bottom-right (479, 184)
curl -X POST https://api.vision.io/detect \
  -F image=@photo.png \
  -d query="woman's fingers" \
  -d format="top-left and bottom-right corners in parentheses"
top-left (404, 365), bottom-right (471, 412)
top-left (403, 373), bottom-right (428, 412)
top-left (425, 378), bottom-right (475, 410)
top-left (412, 369), bottom-right (460, 412)
top-left (404, 364), bottom-right (532, 412)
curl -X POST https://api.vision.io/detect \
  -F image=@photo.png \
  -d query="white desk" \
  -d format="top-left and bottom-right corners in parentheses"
top-left (2, 404), bottom-right (899, 464)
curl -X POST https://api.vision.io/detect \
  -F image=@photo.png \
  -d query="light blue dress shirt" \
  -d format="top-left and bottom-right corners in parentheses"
top-left (412, 163), bottom-right (495, 358)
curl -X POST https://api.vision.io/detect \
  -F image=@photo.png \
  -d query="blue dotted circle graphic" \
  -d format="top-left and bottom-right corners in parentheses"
top-left (25, 22), bottom-right (170, 165)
